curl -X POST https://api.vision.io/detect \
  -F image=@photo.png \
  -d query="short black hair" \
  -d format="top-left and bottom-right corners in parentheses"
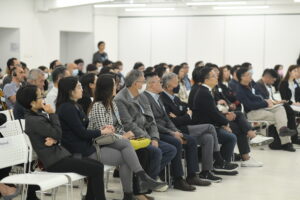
top-left (74, 59), bottom-right (84, 65)
top-left (7, 58), bottom-right (17, 68)
top-left (133, 62), bottom-right (144, 70)
top-left (236, 67), bottom-right (249, 82)
top-left (262, 69), bottom-right (278, 79)
top-left (97, 41), bottom-right (105, 47)
top-left (173, 65), bottom-right (184, 75)
top-left (195, 61), bottom-right (204, 68)
top-left (86, 64), bottom-right (97, 72)
top-left (52, 66), bottom-right (67, 83)
top-left (154, 65), bottom-right (167, 78)
top-left (16, 85), bottom-right (38, 110)
top-left (99, 66), bottom-right (112, 75)
top-left (103, 60), bottom-right (113, 67)
top-left (198, 67), bottom-right (214, 83)
top-left (241, 62), bottom-right (252, 70)
top-left (50, 60), bottom-right (58, 70)
top-left (192, 67), bottom-right (203, 84)
top-left (38, 66), bottom-right (47, 71)
top-left (231, 64), bottom-right (241, 75)
top-left (144, 72), bottom-right (158, 80)
top-left (20, 62), bottom-right (27, 69)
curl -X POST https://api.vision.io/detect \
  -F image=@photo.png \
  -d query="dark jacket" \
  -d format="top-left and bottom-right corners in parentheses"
top-left (228, 79), bottom-right (239, 94)
top-left (279, 80), bottom-right (300, 104)
top-left (236, 83), bottom-right (268, 113)
top-left (13, 101), bottom-right (26, 119)
top-left (254, 79), bottom-right (270, 99)
top-left (190, 85), bottom-right (228, 127)
top-left (144, 91), bottom-right (178, 135)
top-left (188, 84), bottom-right (200, 109)
top-left (24, 110), bottom-right (71, 169)
top-left (160, 92), bottom-right (192, 134)
top-left (56, 102), bottom-right (101, 157)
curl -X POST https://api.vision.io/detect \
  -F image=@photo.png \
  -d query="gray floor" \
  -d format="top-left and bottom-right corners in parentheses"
top-left (11, 144), bottom-right (300, 200)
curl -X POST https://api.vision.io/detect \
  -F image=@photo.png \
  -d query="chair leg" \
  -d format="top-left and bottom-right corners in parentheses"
top-left (105, 170), bottom-right (110, 191)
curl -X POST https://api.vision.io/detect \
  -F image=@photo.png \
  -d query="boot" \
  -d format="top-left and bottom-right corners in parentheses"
top-left (136, 171), bottom-right (167, 192)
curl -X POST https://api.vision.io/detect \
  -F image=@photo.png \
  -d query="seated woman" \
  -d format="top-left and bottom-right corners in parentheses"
top-left (173, 65), bottom-right (189, 103)
top-left (56, 77), bottom-right (165, 200)
top-left (16, 85), bottom-right (106, 200)
top-left (78, 73), bottom-right (97, 115)
top-left (279, 65), bottom-right (300, 105)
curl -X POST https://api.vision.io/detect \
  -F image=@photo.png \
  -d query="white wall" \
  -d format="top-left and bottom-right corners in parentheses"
top-left (60, 31), bottom-right (94, 67)
top-left (118, 15), bottom-right (300, 80)
top-left (0, 28), bottom-right (20, 70)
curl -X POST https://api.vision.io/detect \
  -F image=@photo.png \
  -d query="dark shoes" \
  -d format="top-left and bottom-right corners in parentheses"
top-left (199, 171), bottom-right (222, 183)
top-left (123, 193), bottom-right (137, 200)
top-left (279, 127), bottom-right (297, 137)
top-left (186, 176), bottom-right (211, 187)
top-left (136, 172), bottom-right (167, 192)
top-left (281, 143), bottom-right (296, 152)
top-left (173, 178), bottom-right (196, 191)
top-left (214, 161), bottom-right (238, 172)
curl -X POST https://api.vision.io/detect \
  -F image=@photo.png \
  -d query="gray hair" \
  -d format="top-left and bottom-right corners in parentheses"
top-left (27, 69), bottom-right (44, 81)
top-left (162, 73), bottom-right (177, 88)
top-left (125, 70), bottom-right (144, 87)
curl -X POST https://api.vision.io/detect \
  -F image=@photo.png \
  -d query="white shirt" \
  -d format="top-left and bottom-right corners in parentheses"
top-left (288, 81), bottom-right (296, 102)
top-left (45, 87), bottom-right (58, 111)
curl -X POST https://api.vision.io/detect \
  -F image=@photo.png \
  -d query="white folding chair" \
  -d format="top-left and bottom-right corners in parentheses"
top-left (0, 120), bottom-right (23, 137)
top-left (0, 134), bottom-right (70, 200)
top-left (0, 109), bottom-right (14, 121)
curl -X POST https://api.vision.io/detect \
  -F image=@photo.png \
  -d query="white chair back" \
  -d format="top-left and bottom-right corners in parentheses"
top-left (0, 109), bottom-right (14, 121)
top-left (0, 120), bottom-right (23, 137)
top-left (0, 134), bottom-right (29, 170)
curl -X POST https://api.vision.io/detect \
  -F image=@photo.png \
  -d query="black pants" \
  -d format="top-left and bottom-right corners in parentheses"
top-left (47, 157), bottom-right (106, 200)
top-left (283, 103), bottom-right (299, 141)
top-left (133, 148), bottom-right (151, 195)
top-left (229, 111), bottom-right (251, 155)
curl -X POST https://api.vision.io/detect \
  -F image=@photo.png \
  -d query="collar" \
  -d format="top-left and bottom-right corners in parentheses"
top-left (202, 84), bottom-right (212, 92)
top-left (145, 90), bottom-right (160, 102)
top-left (163, 90), bottom-right (175, 101)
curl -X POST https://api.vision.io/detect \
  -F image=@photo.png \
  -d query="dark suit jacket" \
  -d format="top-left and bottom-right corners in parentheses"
top-left (254, 79), bottom-right (270, 99)
top-left (191, 85), bottom-right (228, 127)
top-left (144, 91), bottom-right (178, 135)
top-left (279, 80), bottom-right (300, 104)
top-left (160, 92), bottom-right (192, 134)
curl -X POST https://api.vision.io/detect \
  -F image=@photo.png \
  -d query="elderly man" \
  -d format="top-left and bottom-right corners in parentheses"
top-left (13, 69), bottom-right (45, 119)
top-left (160, 73), bottom-right (238, 181)
top-left (143, 72), bottom-right (211, 191)
top-left (115, 70), bottom-right (177, 192)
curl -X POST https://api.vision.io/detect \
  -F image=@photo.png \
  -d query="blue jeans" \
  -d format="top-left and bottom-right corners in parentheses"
top-left (146, 140), bottom-right (176, 179)
top-left (160, 133), bottom-right (199, 178)
top-left (216, 128), bottom-right (237, 162)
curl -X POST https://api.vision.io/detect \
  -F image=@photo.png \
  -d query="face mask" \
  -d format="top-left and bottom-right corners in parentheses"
top-left (138, 84), bottom-right (146, 94)
top-left (173, 85), bottom-right (180, 94)
top-left (278, 69), bottom-right (284, 76)
top-left (72, 69), bottom-right (79, 76)
top-left (44, 73), bottom-right (49, 79)
top-left (248, 69), bottom-right (253, 74)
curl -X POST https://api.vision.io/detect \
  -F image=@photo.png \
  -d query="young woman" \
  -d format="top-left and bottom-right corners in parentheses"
top-left (56, 77), bottom-right (165, 200)
top-left (16, 85), bottom-right (106, 200)
top-left (173, 65), bottom-right (189, 103)
top-left (78, 73), bottom-right (97, 115)
top-left (279, 65), bottom-right (300, 105)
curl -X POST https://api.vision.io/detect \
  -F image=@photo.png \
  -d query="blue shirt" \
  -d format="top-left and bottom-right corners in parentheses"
top-left (3, 82), bottom-right (21, 109)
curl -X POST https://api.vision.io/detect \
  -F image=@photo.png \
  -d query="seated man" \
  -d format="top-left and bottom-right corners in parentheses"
top-left (115, 70), bottom-right (177, 192)
top-left (188, 67), bottom-right (237, 166)
top-left (160, 73), bottom-right (238, 182)
top-left (236, 67), bottom-right (296, 152)
top-left (143, 72), bottom-right (211, 191)
top-left (254, 68), bottom-right (300, 145)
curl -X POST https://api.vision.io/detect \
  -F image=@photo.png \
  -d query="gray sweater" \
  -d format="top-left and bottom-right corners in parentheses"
top-left (24, 110), bottom-right (71, 169)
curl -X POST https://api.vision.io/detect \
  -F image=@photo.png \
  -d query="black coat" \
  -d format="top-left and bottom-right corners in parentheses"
top-left (160, 92), bottom-right (192, 134)
top-left (56, 102), bottom-right (101, 157)
top-left (279, 80), bottom-right (300, 104)
top-left (190, 85), bottom-right (228, 127)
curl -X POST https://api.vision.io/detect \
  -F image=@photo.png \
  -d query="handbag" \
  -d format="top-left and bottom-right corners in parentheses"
top-left (130, 138), bottom-right (151, 150)
top-left (93, 134), bottom-right (118, 161)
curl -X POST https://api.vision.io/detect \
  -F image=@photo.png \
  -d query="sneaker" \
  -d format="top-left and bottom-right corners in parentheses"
top-left (279, 127), bottom-right (297, 137)
top-left (213, 170), bottom-right (238, 176)
top-left (199, 171), bottom-right (222, 183)
top-left (250, 135), bottom-right (274, 146)
top-left (153, 178), bottom-right (168, 192)
top-left (241, 158), bottom-right (263, 167)
top-left (214, 161), bottom-right (238, 172)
